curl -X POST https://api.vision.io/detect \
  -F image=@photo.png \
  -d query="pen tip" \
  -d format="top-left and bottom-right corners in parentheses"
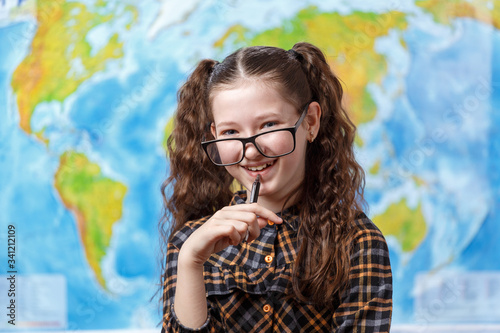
top-left (256, 174), bottom-right (261, 182)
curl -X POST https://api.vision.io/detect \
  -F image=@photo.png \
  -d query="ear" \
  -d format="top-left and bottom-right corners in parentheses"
top-left (210, 123), bottom-right (217, 139)
top-left (305, 101), bottom-right (321, 142)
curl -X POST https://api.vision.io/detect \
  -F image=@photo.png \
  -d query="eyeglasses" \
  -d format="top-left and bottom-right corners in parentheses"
top-left (201, 102), bottom-right (310, 166)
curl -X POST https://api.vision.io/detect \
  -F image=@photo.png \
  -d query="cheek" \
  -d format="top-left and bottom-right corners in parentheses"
top-left (287, 140), bottom-right (308, 172)
top-left (294, 136), bottom-right (309, 158)
top-left (224, 165), bottom-right (238, 177)
top-left (281, 145), bottom-right (307, 172)
top-left (295, 127), bottom-right (309, 146)
top-left (224, 165), bottom-right (248, 186)
top-left (216, 141), bottom-right (243, 165)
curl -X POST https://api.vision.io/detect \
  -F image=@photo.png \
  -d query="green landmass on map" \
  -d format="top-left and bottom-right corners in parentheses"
top-left (214, 6), bottom-right (408, 127)
top-left (11, 0), bottom-right (136, 140)
top-left (372, 198), bottom-right (427, 253)
top-left (369, 160), bottom-right (381, 175)
top-left (55, 151), bottom-right (127, 287)
top-left (417, 0), bottom-right (500, 29)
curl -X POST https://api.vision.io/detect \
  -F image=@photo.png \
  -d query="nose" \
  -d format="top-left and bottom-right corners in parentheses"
top-left (243, 142), bottom-right (263, 160)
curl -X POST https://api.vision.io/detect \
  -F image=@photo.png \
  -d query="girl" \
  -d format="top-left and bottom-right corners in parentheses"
top-left (159, 42), bottom-right (392, 332)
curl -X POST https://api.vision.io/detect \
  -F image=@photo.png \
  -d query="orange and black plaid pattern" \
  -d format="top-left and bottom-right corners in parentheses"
top-left (162, 192), bottom-right (392, 332)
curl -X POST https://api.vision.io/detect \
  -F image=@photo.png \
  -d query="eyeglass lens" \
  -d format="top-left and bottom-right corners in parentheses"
top-left (206, 130), bottom-right (295, 165)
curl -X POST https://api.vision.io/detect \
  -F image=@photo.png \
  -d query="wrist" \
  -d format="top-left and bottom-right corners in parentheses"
top-left (178, 247), bottom-right (206, 269)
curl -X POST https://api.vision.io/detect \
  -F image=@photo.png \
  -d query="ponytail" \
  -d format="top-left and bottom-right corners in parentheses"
top-left (288, 42), bottom-right (365, 308)
top-left (291, 42), bottom-right (345, 123)
top-left (159, 59), bottom-right (234, 244)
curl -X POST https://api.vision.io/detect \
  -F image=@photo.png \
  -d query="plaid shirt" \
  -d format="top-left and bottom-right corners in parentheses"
top-left (162, 192), bottom-right (392, 332)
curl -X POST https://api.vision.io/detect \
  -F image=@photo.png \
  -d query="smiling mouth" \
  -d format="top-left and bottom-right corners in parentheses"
top-left (245, 161), bottom-right (275, 171)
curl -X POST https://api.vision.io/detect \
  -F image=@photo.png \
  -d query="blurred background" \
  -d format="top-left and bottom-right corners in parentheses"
top-left (0, 0), bottom-right (499, 331)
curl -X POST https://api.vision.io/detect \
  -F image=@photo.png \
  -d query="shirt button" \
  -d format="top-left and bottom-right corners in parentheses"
top-left (264, 255), bottom-right (273, 264)
top-left (267, 219), bottom-right (274, 226)
top-left (263, 304), bottom-right (271, 313)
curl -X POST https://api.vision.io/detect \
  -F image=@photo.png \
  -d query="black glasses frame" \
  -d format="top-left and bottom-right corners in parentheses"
top-left (201, 102), bottom-right (311, 166)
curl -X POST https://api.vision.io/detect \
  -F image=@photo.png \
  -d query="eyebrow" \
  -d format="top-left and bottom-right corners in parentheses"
top-left (215, 112), bottom-right (284, 128)
top-left (215, 120), bottom-right (238, 128)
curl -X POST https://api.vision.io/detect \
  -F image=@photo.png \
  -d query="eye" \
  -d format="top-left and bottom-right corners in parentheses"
top-left (221, 129), bottom-right (237, 136)
top-left (263, 121), bottom-right (278, 129)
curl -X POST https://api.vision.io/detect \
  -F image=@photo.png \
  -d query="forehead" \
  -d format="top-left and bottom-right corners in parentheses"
top-left (211, 81), bottom-right (297, 123)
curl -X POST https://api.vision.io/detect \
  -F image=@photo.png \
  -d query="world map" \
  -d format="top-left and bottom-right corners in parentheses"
top-left (0, 0), bottom-right (499, 331)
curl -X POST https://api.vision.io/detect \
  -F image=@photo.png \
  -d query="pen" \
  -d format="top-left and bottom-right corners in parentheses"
top-left (245, 175), bottom-right (261, 242)
top-left (250, 174), bottom-right (261, 204)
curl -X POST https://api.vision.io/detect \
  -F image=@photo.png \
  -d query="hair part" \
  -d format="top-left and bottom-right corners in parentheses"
top-left (208, 46), bottom-right (312, 114)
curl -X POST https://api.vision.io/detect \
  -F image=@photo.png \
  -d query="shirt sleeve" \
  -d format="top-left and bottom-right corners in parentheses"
top-left (331, 224), bottom-right (393, 333)
top-left (161, 241), bottom-right (223, 333)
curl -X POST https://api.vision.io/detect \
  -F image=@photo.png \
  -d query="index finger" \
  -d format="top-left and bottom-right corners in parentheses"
top-left (227, 203), bottom-right (282, 228)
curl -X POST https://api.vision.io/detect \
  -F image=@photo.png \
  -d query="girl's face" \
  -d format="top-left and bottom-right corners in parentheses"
top-left (211, 81), bottom-right (319, 212)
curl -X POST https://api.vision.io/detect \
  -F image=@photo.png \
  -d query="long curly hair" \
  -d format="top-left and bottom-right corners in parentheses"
top-left (159, 42), bottom-right (366, 307)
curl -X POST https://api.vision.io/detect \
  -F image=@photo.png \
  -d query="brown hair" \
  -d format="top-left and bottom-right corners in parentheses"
top-left (159, 42), bottom-right (365, 307)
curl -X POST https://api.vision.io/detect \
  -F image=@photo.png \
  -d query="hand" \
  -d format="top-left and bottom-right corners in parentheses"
top-left (178, 203), bottom-right (282, 267)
